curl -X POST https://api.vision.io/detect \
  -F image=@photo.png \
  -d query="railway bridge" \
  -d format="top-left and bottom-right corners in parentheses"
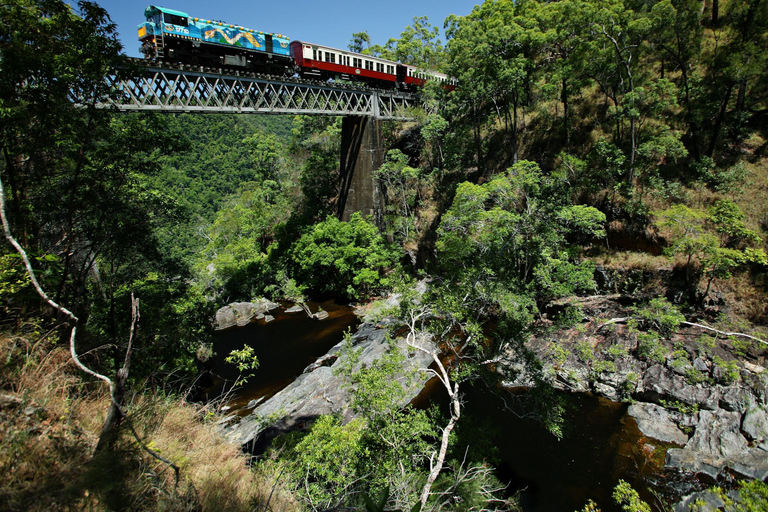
top-left (99, 61), bottom-right (420, 221)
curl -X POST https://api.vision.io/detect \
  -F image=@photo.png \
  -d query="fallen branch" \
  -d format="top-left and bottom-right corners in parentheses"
top-left (596, 317), bottom-right (629, 330)
top-left (681, 321), bottom-right (768, 347)
top-left (595, 313), bottom-right (767, 347)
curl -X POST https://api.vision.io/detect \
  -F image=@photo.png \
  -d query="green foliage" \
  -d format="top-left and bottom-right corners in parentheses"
top-left (730, 337), bottom-right (754, 357)
top-left (631, 298), bottom-right (685, 337)
top-left (575, 341), bottom-right (596, 364)
top-left (291, 116), bottom-right (342, 221)
top-left (636, 332), bottom-right (667, 364)
top-left (655, 204), bottom-right (767, 301)
top-left (288, 415), bottom-right (369, 507)
top-left (436, 161), bottom-right (604, 315)
top-left (712, 355), bottom-right (740, 384)
top-left (225, 345), bottom-right (259, 382)
top-left (289, 213), bottom-right (399, 299)
top-left (606, 344), bottom-right (629, 360)
top-left (202, 180), bottom-right (292, 299)
top-left (732, 480), bottom-right (768, 512)
top-left (685, 367), bottom-right (710, 384)
top-left (612, 480), bottom-right (651, 512)
top-left (549, 342), bottom-right (570, 368)
top-left (86, 272), bottom-right (213, 382)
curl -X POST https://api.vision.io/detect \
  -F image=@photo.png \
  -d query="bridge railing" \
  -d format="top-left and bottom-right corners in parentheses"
top-left (100, 63), bottom-right (419, 120)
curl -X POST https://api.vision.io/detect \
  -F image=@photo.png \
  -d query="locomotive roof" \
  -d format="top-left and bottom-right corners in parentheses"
top-left (145, 5), bottom-right (189, 19)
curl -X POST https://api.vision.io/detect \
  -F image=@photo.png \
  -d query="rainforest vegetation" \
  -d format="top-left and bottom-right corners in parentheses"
top-left (1, 0), bottom-right (767, 510)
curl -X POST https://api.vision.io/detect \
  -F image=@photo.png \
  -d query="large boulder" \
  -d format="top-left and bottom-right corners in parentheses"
top-left (223, 321), bottom-right (435, 450)
top-left (214, 299), bottom-right (280, 330)
top-left (627, 402), bottom-right (689, 445)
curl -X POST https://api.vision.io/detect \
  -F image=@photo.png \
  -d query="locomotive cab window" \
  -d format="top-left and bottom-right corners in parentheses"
top-left (163, 13), bottom-right (188, 26)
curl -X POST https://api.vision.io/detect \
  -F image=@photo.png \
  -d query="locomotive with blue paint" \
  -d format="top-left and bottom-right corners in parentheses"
top-left (138, 5), bottom-right (292, 74)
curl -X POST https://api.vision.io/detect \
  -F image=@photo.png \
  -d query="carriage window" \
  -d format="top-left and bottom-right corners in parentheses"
top-left (313, 49), bottom-right (317, 60)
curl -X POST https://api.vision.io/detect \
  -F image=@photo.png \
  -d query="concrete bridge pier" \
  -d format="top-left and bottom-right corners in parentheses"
top-left (338, 116), bottom-right (384, 224)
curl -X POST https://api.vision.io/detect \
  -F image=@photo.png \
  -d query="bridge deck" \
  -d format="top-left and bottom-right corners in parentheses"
top-left (100, 61), bottom-right (419, 120)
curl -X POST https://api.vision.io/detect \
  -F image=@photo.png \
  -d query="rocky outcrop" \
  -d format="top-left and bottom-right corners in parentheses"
top-left (627, 402), bottom-right (690, 445)
top-left (223, 321), bottom-right (435, 450)
top-left (497, 294), bottom-right (768, 484)
top-left (213, 299), bottom-right (280, 330)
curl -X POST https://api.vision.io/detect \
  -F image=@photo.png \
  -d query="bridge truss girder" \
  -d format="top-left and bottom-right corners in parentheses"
top-left (102, 65), bottom-right (418, 120)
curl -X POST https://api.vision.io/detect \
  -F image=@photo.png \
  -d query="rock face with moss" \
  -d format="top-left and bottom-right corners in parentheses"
top-left (499, 293), bottom-right (768, 481)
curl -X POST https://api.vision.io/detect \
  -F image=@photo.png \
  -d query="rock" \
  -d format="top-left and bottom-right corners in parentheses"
top-left (728, 446), bottom-right (768, 480)
top-left (264, 315), bottom-right (274, 323)
top-left (285, 305), bottom-right (305, 313)
top-left (742, 405), bottom-right (768, 442)
top-left (666, 448), bottom-right (722, 479)
top-left (693, 358), bottom-right (709, 372)
top-left (214, 299), bottom-right (280, 330)
top-left (247, 397), bottom-right (265, 409)
top-left (223, 322), bottom-right (435, 449)
top-left (594, 382), bottom-right (619, 401)
top-left (719, 386), bottom-right (751, 413)
top-left (638, 365), bottom-right (721, 410)
top-left (302, 354), bottom-right (338, 374)
top-left (743, 361), bottom-right (765, 374)
top-left (687, 410), bottom-right (747, 459)
top-left (628, 402), bottom-right (689, 445)
top-left (665, 409), bottom-right (762, 479)
top-left (674, 490), bottom-right (725, 512)
top-left (312, 310), bottom-right (329, 320)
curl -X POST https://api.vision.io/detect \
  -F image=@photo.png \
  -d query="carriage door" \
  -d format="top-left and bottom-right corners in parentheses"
top-left (396, 64), bottom-right (407, 85)
top-left (265, 34), bottom-right (274, 54)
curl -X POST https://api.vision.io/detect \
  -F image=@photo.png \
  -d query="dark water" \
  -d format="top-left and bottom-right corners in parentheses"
top-left (207, 300), bottom-right (359, 413)
top-left (214, 308), bottom-right (668, 511)
top-left (454, 384), bottom-right (668, 512)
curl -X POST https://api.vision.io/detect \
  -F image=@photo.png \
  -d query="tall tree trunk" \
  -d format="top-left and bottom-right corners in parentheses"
top-left (473, 103), bottom-right (483, 175)
top-left (707, 83), bottom-right (734, 158)
top-left (96, 294), bottom-right (139, 452)
top-left (562, 77), bottom-right (570, 147)
top-left (512, 98), bottom-right (519, 165)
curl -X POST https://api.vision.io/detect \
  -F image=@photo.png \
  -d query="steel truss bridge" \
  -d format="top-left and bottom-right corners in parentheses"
top-left (101, 61), bottom-right (419, 120)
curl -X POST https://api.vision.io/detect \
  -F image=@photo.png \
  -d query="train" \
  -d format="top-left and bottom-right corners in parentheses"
top-left (137, 5), bottom-right (456, 90)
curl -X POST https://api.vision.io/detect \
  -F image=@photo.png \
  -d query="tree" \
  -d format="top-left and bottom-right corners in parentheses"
top-left (446, 1), bottom-right (539, 166)
top-left (655, 202), bottom-right (767, 301)
top-left (385, 16), bottom-right (444, 69)
top-left (288, 213), bottom-right (399, 299)
top-left (349, 31), bottom-right (371, 53)
top-left (0, 0), bottom-right (209, 454)
top-left (374, 150), bottom-right (428, 247)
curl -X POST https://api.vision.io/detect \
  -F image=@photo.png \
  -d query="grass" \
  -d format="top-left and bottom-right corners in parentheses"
top-left (0, 330), bottom-right (301, 512)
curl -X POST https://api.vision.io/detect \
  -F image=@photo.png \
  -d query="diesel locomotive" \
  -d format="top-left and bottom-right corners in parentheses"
top-left (137, 5), bottom-right (456, 90)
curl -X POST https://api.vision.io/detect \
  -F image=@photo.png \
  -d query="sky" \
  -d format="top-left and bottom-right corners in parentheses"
top-left (73, 0), bottom-right (480, 58)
